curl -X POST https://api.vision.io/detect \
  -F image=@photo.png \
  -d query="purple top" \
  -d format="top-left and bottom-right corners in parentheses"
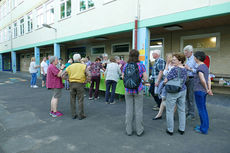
top-left (167, 67), bottom-right (187, 91)
top-left (123, 62), bottom-right (146, 94)
top-left (89, 62), bottom-right (103, 77)
top-left (46, 64), bottom-right (64, 89)
top-left (194, 64), bottom-right (209, 93)
top-left (119, 60), bottom-right (126, 72)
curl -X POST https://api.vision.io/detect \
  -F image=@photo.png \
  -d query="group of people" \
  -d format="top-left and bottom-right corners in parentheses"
top-left (28, 44), bottom-right (213, 137)
top-left (148, 45), bottom-right (212, 136)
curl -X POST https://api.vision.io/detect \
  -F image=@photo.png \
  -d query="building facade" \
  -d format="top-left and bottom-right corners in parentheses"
top-left (0, 0), bottom-right (230, 77)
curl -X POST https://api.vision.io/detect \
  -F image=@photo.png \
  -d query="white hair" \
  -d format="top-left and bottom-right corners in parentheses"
top-left (102, 53), bottom-right (108, 57)
top-left (114, 56), bottom-right (120, 60)
top-left (73, 54), bottom-right (81, 62)
top-left (152, 49), bottom-right (161, 56)
top-left (49, 56), bottom-right (57, 64)
top-left (183, 45), bottom-right (193, 52)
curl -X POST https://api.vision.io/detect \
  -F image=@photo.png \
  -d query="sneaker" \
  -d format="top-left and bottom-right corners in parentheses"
top-left (56, 111), bottom-right (63, 117)
top-left (94, 97), bottom-right (100, 100)
top-left (51, 112), bottom-right (57, 118)
top-left (186, 114), bottom-right (195, 120)
top-left (49, 111), bottom-right (53, 116)
top-left (110, 102), bottom-right (116, 105)
top-left (33, 85), bottom-right (39, 88)
top-left (105, 102), bottom-right (109, 104)
top-left (152, 107), bottom-right (159, 111)
top-left (89, 97), bottom-right (94, 100)
top-left (30, 85), bottom-right (33, 88)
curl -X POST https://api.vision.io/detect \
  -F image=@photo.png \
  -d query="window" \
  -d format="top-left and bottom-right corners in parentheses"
top-left (36, 6), bottom-right (44, 28)
top-left (20, 18), bottom-right (24, 35)
top-left (13, 22), bottom-right (17, 38)
top-left (181, 33), bottom-right (220, 51)
top-left (112, 43), bottom-right (130, 54)
top-left (79, 0), bottom-right (94, 12)
top-left (46, 1), bottom-right (54, 24)
top-left (91, 46), bottom-right (105, 55)
top-left (60, 0), bottom-right (71, 19)
top-left (27, 12), bottom-right (33, 32)
top-left (8, 26), bottom-right (11, 40)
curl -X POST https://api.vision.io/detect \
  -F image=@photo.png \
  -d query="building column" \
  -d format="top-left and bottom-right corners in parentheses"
top-left (54, 43), bottom-right (60, 58)
top-left (133, 27), bottom-right (150, 76)
top-left (0, 54), bottom-right (2, 71)
top-left (11, 51), bottom-right (16, 73)
top-left (34, 47), bottom-right (40, 77)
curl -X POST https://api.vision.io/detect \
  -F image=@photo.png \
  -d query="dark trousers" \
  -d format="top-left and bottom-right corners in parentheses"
top-left (70, 82), bottom-right (85, 117)
top-left (194, 91), bottom-right (209, 134)
top-left (89, 76), bottom-right (100, 98)
top-left (149, 81), bottom-right (161, 107)
top-left (105, 80), bottom-right (117, 103)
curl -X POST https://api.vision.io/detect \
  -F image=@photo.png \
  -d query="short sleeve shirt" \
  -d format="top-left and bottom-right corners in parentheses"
top-left (167, 67), bottom-right (187, 91)
top-left (152, 58), bottom-right (166, 79)
top-left (41, 61), bottom-right (48, 74)
top-left (46, 64), bottom-right (64, 89)
top-left (89, 62), bottom-right (103, 77)
top-left (123, 62), bottom-right (146, 94)
top-left (194, 64), bottom-right (209, 93)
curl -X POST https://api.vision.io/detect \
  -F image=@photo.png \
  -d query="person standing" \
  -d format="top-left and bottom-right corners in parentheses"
top-left (46, 56), bottom-right (65, 118)
top-left (115, 56), bottom-right (126, 72)
top-left (149, 50), bottom-right (166, 111)
top-left (29, 57), bottom-right (40, 88)
top-left (65, 54), bottom-right (91, 120)
top-left (183, 45), bottom-right (197, 120)
top-left (41, 57), bottom-right (48, 88)
top-left (122, 49), bottom-right (148, 136)
top-left (64, 58), bottom-right (73, 90)
top-left (104, 57), bottom-right (121, 104)
top-left (164, 53), bottom-right (187, 135)
top-left (193, 51), bottom-right (213, 134)
top-left (89, 58), bottom-right (103, 100)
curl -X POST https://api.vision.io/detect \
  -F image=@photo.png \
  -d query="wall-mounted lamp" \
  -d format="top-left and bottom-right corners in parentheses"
top-left (164, 25), bottom-right (183, 31)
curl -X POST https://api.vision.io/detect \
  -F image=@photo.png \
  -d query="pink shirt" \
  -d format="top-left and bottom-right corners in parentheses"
top-left (46, 64), bottom-right (64, 89)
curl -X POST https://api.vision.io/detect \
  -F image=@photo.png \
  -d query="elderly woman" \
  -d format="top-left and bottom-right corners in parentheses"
top-left (29, 57), bottom-right (40, 88)
top-left (164, 53), bottom-right (187, 135)
top-left (193, 51), bottom-right (213, 134)
top-left (104, 57), bottom-right (121, 104)
top-left (46, 56), bottom-right (65, 118)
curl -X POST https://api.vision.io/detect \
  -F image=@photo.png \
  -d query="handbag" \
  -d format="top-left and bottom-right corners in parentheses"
top-left (165, 68), bottom-right (183, 93)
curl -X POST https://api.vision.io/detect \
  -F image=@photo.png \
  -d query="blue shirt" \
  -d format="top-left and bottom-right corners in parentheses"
top-left (152, 58), bottom-right (166, 79)
top-left (185, 54), bottom-right (198, 77)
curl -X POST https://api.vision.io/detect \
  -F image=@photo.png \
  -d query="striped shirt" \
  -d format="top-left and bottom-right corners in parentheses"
top-left (123, 62), bottom-right (146, 94)
top-left (152, 58), bottom-right (166, 79)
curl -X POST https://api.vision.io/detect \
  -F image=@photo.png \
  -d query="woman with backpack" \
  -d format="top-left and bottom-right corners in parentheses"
top-left (122, 49), bottom-right (148, 136)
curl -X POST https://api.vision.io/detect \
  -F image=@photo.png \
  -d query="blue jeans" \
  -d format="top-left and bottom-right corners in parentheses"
top-left (194, 91), bottom-right (209, 134)
top-left (105, 80), bottom-right (117, 103)
top-left (31, 73), bottom-right (37, 86)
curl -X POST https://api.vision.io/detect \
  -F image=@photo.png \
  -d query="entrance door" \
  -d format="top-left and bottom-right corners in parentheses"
top-left (17, 54), bottom-right (20, 71)
top-left (2, 53), bottom-right (12, 71)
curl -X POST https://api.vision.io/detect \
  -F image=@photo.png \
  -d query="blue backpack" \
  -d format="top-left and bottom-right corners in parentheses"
top-left (124, 63), bottom-right (141, 89)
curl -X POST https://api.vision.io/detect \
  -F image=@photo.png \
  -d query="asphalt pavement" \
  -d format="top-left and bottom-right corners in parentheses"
top-left (0, 71), bottom-right (230, 153)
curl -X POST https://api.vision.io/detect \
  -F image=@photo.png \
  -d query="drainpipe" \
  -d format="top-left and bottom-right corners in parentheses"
top-left (134, 16), bottom-right (138, 50)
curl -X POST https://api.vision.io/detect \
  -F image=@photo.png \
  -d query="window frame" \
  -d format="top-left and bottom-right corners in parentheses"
top-left (91, 45), bottom-right (105, 55)
top-left (180, 32), bottom-right (220, 52)
top-left (13, 21), bottom-right (18, 38)
top-left (27, 12), bottom-right (33, 33)
top-left (36, 6), bottom-right (44, 29)
top-left (19, 17), bottom-right (25, 36)
top-left (78, 0), bottom-right (95, 13)
top-left (60, 0), bottom-right (71, 19)
top-left (46, 0), bottom-right (55, 24)
top-left (111, 42), bottom-right (130, 55)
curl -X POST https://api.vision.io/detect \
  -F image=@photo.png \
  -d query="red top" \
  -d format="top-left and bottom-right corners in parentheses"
top-left (46, 64), bottom-right (64, 89)
top-left (204, 56), bottom-right (210, 68)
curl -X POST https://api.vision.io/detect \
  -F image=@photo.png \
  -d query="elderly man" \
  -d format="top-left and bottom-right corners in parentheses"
top-left (149, 50), bottom-right (165, 111)
top-left (64, 54), bottom-right (91, 120)
top-left (183, 45), bottom-right (198, 120)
